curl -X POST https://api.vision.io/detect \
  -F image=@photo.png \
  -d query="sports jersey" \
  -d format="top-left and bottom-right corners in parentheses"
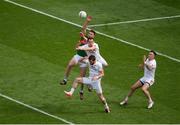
top-left (77, 37), bottom-right (87, 57)
top-left (81, 43), bottom-right (102, 60)
top-left (88, 61), bottom-right (103, 77)
top-left (143, 58), bottom-right (157, 80)
top-left (80, 42), bottom-right (108, 66)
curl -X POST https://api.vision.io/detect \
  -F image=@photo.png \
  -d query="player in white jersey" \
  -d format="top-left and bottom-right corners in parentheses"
top-left (60, 16), bottom-right (94, 100)
top-left (120, 50), bottom-right (157, 109)
top-left (60, 16), bottom-right (92, 85)
top-left (76, 38), bottom-right (108, 67)
top-left (64, 55), bottom-right (110, 113)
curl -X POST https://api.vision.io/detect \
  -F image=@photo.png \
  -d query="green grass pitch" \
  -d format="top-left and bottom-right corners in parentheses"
top-left (0, 0), bottom-right (180, 124)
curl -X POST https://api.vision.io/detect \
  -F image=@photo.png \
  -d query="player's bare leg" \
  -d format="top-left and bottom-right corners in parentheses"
top-left (97, 93), bottom-right (110, 113)
top-left (141, 83), bottom-right (154, 109)
top-left (79, 84), bottom-right (84, 100)
top-left (79, 67), bottom-right (87, 100)
top-left (64, 77), bottom-right (83, 97)
top-left (120, 80), bottom-right (142, 105)
top-left (60, 58), bottom-right (77, 85)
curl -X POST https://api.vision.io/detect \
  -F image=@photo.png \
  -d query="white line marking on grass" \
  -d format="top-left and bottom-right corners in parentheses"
top-left (4, 0), bottom-right (180, 63)
top-left (0, 93), bottom-right (74, 124)
top-left (3, 0), bottom-right (82, 28)
top-left (95, 31), bottom-right (180, 63)
top-left (88, 15), bottom-right (180, 27)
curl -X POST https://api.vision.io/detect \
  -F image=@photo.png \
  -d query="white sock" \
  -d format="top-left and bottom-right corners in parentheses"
top-left (125, 96), bottom-right (128, 102)
top-left (70, 88), bottom-right (75, 94)
top-left (149, 98), bottom-right (153, 103)
top-left (104, 103), bottom-right (109, 109)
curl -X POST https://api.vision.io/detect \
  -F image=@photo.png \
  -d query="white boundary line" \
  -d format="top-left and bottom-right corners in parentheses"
top-left (0, 93), bottom-right (74, 124)
top-left (4, 0), bottom-right (180, 63)
top-left (4, 0), bottom-right (82, 28)
top-left (88, 15), bottom-right (180, 27)
top-left (94, 31), bottom-right (180, 63)
top-left (2, 0), bottom-right (180, 122)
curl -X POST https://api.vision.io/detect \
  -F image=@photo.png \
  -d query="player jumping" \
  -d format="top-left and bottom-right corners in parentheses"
top-left (60, 16), bottom-right (94, 100)
top-left (64, 55), bottom-right (110, 113)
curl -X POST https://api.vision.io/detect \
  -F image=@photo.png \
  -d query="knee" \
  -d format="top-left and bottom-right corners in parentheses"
top-left (99, 95), bottom-right (105, 101)
top-left (141, 87), bottom-right (147, 92)
top-left (68, 60), bottom-right (76, 67)
top-left (75, 77), bottom-right (82, 83)
top-left (130, 86), bottom-right (136, 91)
top-left (68, 63), bottom-right (74, 67)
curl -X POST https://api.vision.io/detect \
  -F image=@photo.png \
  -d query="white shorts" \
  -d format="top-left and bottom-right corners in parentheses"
top-left (72, 54), bottom-right (87, 68)
top-left (79, 62), bottom-right (88, 68)
top-left (140, 77), bottom-right (154, 86)
top-left (82, 77), bottom-right (102, 94)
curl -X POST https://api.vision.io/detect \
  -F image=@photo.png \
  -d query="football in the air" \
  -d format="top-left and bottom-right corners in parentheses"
top-left (79, 11), bottom-right (87, 18)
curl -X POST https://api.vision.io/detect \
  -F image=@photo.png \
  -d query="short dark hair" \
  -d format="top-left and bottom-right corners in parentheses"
top-left (150, 50), bottom-right (157, 56)
top-left (88, 55), bottom-right (96, 61)
top-left (90, 30), bottom-right (96, 35)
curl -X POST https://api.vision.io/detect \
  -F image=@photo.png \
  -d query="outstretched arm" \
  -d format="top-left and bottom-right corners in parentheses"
top-left (81, 16), bottom-right (92, 34)
top-left (76, 45), bottom-right (96, 51)
top-left (75, 41), bottom-right (82, 48)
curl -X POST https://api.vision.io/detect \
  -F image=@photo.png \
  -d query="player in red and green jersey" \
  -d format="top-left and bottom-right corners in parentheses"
top-left (60, 16), bottom-right (95, 100)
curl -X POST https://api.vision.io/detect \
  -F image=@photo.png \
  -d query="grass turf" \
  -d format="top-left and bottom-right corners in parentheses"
top-left (0, 0), bottom-right (180, 123)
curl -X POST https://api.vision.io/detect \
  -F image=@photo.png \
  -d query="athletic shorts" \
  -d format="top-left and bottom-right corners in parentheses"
top-left (140, 77), bottom-right (154, 86)
top-left (73, 54), bottom-right (87, 68)
top-left (82, 77), bottom-right (102, 94)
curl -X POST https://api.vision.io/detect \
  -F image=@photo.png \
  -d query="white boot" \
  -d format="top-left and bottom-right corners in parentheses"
top-left (148, 101), bottom-right (154, 109)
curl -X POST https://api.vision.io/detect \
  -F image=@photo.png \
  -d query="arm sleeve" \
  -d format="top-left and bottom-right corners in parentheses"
top-left (98, 62), bottom-right (103, 70)
top-left (151, 61), bottom-right (156, 69)
top-left (80, 44), bottom-right (88, 49)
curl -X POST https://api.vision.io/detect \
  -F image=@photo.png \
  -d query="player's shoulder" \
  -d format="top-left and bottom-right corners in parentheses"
top-left (151, 59), bottom-right (156, 64)
top-left (96, 61), bottom-right (103, 67)
top-left (93, 42), bottom-right (99, 48)
top-left (150, 59), bottom-right (157, 67)
top-left (81, 43), bottom-right (88, 47)
top-left (94, 42), bottom-right (98, 46)
top-left (153, 59), bottom-right (157, 66)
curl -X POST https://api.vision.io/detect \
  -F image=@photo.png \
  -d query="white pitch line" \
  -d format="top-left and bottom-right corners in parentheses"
top-left (95, 31), bottom-right (180, 62)
top-left (4, 0), bottom-right (180, 63)
top-left (3, 0), bottom-right (82, 28)
top-left (88, 15), bottom-right (180, 27)
top-left (0, 93), bottom-right (74, 124)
